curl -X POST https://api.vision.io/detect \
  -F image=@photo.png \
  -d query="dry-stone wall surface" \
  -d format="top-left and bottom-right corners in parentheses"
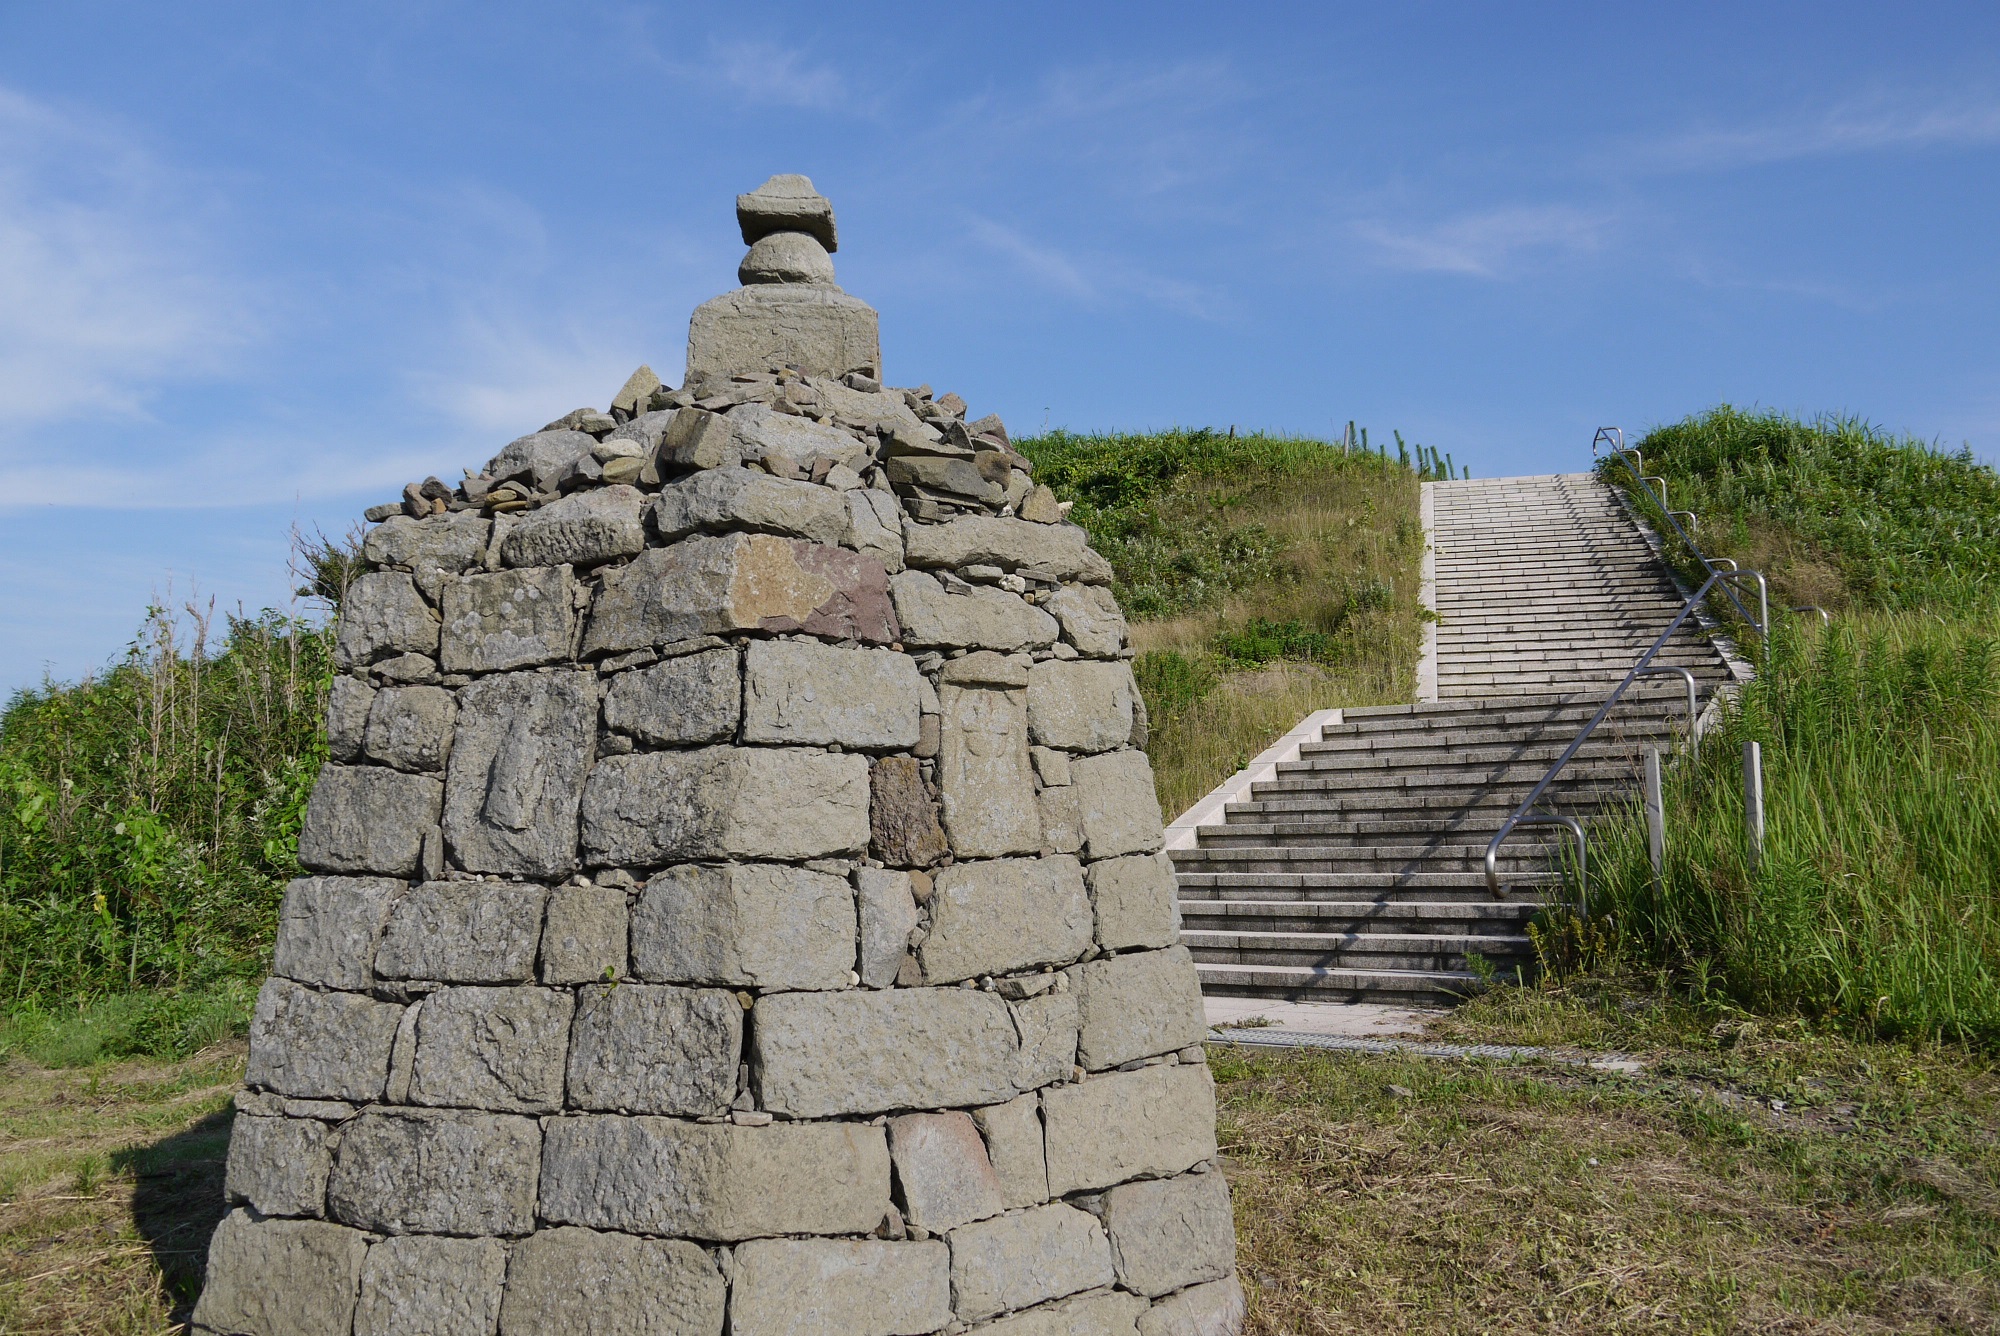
top-left (194, 175), bottom-right (1243, 1336)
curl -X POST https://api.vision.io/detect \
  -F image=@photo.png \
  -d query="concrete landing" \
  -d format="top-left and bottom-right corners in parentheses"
top-left (1203, 997), bottom-right (1433, 1037)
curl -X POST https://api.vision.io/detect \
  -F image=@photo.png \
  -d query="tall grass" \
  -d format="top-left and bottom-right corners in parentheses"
top-left (1586, 611), bottom-right (2000, 1048)
top-left (0, 602), bottom-right (333, 1015)
top-left (1019, 428), bottom-right (1427, 817)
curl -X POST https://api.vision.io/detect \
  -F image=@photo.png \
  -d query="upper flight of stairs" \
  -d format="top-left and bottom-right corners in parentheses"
top-left (1174, 472), bottom-right (1740, 1006)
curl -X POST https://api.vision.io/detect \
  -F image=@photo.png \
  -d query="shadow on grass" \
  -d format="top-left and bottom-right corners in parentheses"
top-left (113, 1107), bottom-right (231, 1322)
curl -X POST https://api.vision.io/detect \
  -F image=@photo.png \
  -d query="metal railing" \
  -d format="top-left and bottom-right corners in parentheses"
top-left (1484, 426), bottom-right (1791, 911)
top-left (1592, 427), bottom-right (1767, 634)
top-left (1483, 568), bottom-right (1744, 908)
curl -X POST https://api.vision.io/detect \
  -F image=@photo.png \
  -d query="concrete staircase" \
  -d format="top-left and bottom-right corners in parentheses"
top-left (1174, 472), bottom-right (1739, 1005)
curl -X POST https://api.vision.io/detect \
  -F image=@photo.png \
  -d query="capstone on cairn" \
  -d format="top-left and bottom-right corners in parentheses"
top-left (194, 174), bottom-right (1243, 1336)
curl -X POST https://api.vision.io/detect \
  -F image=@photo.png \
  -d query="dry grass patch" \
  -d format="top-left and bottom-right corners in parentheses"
top-left (0, 1044), bottom-right (239, 1334)
top-left (1217, 982), bottom-right (2000, 1334)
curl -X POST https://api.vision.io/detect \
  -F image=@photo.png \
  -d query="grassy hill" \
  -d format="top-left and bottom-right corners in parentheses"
top-left (1594, 408), bottom-right (2000, 1048)
top-left (1018, 428), bottom-right (1430, 817)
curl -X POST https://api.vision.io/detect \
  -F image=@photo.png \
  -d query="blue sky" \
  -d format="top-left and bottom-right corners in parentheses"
top-left (3, 2), bottom-right (1998, 692)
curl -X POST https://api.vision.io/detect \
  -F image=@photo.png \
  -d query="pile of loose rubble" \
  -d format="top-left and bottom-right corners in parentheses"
top-left (192, 176), bottom-right (1242, 1336)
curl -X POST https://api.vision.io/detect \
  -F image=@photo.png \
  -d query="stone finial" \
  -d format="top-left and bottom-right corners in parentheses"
top-left (737, 174), bottom-right (837, 252)
top-left (690, 175), bottom-right (880, 380)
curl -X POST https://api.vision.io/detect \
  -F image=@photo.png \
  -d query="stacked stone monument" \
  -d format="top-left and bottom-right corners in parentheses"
top-left (192, 176), bottom-right (1244, 1336)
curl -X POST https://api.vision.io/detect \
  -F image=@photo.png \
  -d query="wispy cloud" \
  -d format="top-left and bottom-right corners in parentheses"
top-left (412, 309), bottom-right (666, 438)
top-left (1353, 204), bottom-right (1612, 278)
top-left (967, 218), bottom-right (1228, 319)
top-left (1624, 92), bottom-right (2000, 173)
top-left (932, 59), bottom-right (1259, 210)
top-left (695, 39), bottom-right (852, 112)
top-left (0, 86), bottom-right (250, 428)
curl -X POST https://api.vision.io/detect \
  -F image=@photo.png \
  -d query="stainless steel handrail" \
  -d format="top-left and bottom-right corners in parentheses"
top-left (1592, 427), bottom-right (1765, 634)
top-left (1634, 664), bottom-right (1699, 726)
top-left (1484, 569), bottom-right (1742, 910)
top-left (1792, 604), bottom-right (1830, 627)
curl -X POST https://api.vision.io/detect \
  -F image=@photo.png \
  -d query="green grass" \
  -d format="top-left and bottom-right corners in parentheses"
top-left (1583, 407), bottom-right (2000, 1050)
top-left (1582, 611), bottom-right (2000, 1049)
top-left (1612, 405), bottom-right (2000, 614)
top-left (1019, 427), bottom-right (1429, 817)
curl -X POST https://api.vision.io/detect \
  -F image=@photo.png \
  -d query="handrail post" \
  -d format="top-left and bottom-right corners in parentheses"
top-left (1643, 747), bottom-right (1666, 896)
top-left (1743, 741), bottom-right (1765, 869)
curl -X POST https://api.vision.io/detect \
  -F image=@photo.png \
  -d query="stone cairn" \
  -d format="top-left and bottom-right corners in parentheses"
top-left (192, 176), bottom-right (1244, 1336)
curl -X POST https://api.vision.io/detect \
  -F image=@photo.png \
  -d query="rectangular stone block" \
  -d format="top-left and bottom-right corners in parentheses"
top-left (498, 1227), bottom-right (726, 1336)
top-left (687, 283), bottom-right (880, 382)
top-left (948, 1202), bottom-right (1115, 1323)
top-left (566, 983), bottom-right (742, 1116)
top-left (498, 485), bottom-right (647, 568)
top-left (362, 683), bottom-right (456, 773)
top-left (888, 1110), bottom-right (1003, 1231)
top-left (297, 764), bottom-right (442, 878)
top-left (601, 647), bottom-right (740, 746)
top-left (1039, 784), bottom-right (1083, 855)
top-left (742, 639), bottom-right (922, 749)
top-left (363, 510), bottom-right (492, 602)
top-left (1137, 1276), bottom-right (1246, 1336)
top-left (245, 978), bottom-right (401, 1102)
top-left (730, 1238), bottom-right (952, 1336)
top-left (585, 533), bottom-right (897, 654)
top-left (325, 674), bottom-right (375, 762)
top-left (651, 467), bottom-right (850, 545)
top-left (440, 565), bottom-right (578, 673)
top-left (224, 1114), bottom-right (331, 1218)
top-left (540, 882), bottom-right (628, 985)
top-left (356, 1234), bottom-right (508, 1336)
top-left (581, 746), bottom-right (869, 865)
top-left (918, 856), bottom-right (1093, 984)
top-left (335, 571), bottom-right (440, 669)
top-left (1010, 991), bottom-right (1081, 1089)
top-left (538, 1115), bottom-right (889, 1240)
top-left (1068, 947), bottom-right (1208, 1071)
top-left (190, 1210), bottom-right (368, 1336)
top-left (1043, 1065), bottom-right (1218, 1196)
top-left (1071, 750), bottom-right (1165, 858)
top-left (1042, 584), bottom-right (1128, 658)
top-left (938, 684), bottom-right (1041, 859)
top-left (1102, 1170), bottom-right (1235, 1298)
top-left (326, 1108), bottom-right (541, 1236)
top-left (889, 571), bottom-right (1058, 652)
top-left (442, 670), bottom-right (596, 879)
top-left (1027, 661), bottom-right (1136, 754)
top-left (407, 985), bottom-right (575, 1113)
top-left (632, 863), bottom-right (855, 990)
top-left (752, 988), bottom-right (1022, 1118)
top-left (972, 1094), bottom-right (1049, 1208)
top-left (845, 488), bottom-right (905, 571)
top-left (856, 868), bottom-right (918, 988)
top-left (1086, 854), bottom-right (1179, 952)
top-left (870, 755), bottom-right (948, 867)
top-left (374, 880), bottom-right (547, 983)
top-left (902, 514), bottom-right (1113, 584)
top-left (974, 1289), bottom-right (1149, 1336)
top-left (271, 876), bottom-right (403, 990)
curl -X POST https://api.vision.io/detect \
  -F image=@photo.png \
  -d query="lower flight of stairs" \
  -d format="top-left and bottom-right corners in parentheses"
top-left (1173, 685), bottom-right (1695, 1005)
